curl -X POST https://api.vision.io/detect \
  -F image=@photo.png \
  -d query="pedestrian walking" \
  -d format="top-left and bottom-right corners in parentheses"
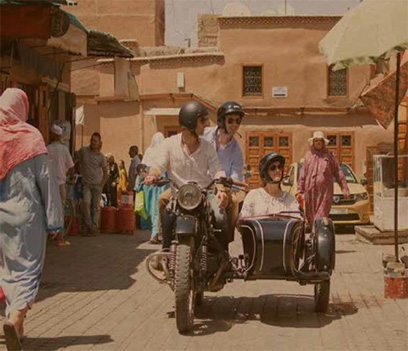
top-left (117, 159), bottom-right (128, 204)
top-left (297, 131), bottom-right (350, 228)
top-left (127, 145), bottom-right (140, 192)
top-left (103, 153), bottom-right (119, 207)
top-left (0, 88), bottom-right (64, 351)
top-left (79, 132), bottom-right (108, 235)
top-left (141, 132), bottom-right (168, 243)
top-left (47, 124), bottom-right (74, 246)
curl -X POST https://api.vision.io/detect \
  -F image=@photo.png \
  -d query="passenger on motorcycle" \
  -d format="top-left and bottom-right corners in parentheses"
top-left (145, 101), bottom-right (229, 250)
top-left (202, 101), bottom-right (245, 242)
top-left (240, 152), bottom-right (300, 218)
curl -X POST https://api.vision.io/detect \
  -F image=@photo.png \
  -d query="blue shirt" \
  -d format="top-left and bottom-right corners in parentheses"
top-left (202, 126), bottom-right (244, 181)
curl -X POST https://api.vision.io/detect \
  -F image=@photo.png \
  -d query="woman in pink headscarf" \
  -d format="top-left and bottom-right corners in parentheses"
top-left (297, 131), bottom-right (350, 228)
top-left (0, 88), bottom-right (63, 351)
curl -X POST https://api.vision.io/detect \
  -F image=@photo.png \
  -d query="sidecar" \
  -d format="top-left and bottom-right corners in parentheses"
top-left (240, 214), bottom-right (335, 312)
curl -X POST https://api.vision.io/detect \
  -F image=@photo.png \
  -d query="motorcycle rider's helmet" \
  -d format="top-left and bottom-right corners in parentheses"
top-left (178, 101), bottom-right (209, 133)
top-left (217, 101), bottom-right (245, 132)
top-left (259, 152), bottom-right (286, 184)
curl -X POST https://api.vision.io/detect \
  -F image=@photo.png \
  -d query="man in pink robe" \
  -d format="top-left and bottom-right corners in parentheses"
top-left (297, 131), bottom-right (350, 228)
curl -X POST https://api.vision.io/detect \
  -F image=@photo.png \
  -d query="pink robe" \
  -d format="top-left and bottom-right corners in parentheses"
top-left (298, 146), bottom-right (349, 227)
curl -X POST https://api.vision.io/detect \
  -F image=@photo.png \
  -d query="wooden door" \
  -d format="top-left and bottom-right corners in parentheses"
top-left (326, 132), bottom-right (355, 169)
top-left (245, 131), bottom-right (292, 188)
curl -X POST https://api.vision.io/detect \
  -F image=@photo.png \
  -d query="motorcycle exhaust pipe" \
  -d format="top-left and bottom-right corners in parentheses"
top-left (208, 259), bottom-right (229, 291)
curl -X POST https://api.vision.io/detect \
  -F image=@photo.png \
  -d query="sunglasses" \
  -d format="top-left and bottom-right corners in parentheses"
top-left (227, 117), bottom-right (242, 125)
top-left (268, 164), bottom-right (283, 172)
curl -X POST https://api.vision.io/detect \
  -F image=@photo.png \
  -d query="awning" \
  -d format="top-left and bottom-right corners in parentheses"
top-left (360, 58), bottom-right (408, 129)
top-left (87, 30), bottom-right (134, 58)
top-left (0, 0), bottom-right (134, 58)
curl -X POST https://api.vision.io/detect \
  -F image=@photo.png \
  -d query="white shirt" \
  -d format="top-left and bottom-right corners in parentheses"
top-left (153, 133), bottom-right (225, 188)
top-left (47, 142), bottom-right (74, 185)
top-left (240, 188), bottom-right (300, 218)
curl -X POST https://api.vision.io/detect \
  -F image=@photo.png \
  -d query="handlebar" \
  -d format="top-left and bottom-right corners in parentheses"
top-left (143, 176), bottom-right (249, 192)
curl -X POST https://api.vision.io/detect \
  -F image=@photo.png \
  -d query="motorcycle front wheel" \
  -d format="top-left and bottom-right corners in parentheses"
top-left (175, 243), bottom-right (195, 333)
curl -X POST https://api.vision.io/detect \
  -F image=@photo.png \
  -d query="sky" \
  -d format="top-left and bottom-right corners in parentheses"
top-left (165, 0), bottom-right (361, 46)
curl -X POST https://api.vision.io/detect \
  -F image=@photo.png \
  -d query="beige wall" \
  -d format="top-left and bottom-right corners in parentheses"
top-left (64, 0), bottom-right (165, 46)
top-left (80, 16), bottom-right (397, 179)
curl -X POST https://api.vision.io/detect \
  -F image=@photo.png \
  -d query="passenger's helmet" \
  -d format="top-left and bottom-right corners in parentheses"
top-left (217, 101), bottom-right (244, 132)
top-left (259, 152), bottom-right (285, 184)
top-left (179, 101), bottom-right (209, 132)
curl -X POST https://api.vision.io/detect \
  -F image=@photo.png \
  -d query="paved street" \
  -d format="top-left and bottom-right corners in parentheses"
top-left (1, 229), bottom-right (407, 351)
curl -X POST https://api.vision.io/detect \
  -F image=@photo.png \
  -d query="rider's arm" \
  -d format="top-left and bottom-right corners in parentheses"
top-left (149, 139), bottom-right (170, 176)
top-left (230, 144), bottom-right (244, 182)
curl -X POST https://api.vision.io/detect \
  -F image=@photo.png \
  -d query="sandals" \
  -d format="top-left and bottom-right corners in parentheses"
top-left (149, 237), bottom-right (162, 244)
top-left (3, 321), bottom-right (22, 351)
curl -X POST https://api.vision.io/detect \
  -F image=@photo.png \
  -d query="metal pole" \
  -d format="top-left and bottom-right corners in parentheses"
top-left (394, 52), bottom-right (401, 261)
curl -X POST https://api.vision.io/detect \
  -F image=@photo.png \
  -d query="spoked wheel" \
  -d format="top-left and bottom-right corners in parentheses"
top-left (175, 243), bottom-right (195, 333)
top-left (314, 279), bottom-right (330, 313)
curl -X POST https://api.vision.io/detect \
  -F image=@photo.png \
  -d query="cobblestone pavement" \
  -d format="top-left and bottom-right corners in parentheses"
top-left (1, 229), bottom-right (407, 351)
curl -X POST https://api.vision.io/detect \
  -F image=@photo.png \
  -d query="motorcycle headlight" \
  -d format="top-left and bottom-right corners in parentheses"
top-left (355, 192), bottom-right (369, 201)
top-left (177, 184), bottom-right (202, 210)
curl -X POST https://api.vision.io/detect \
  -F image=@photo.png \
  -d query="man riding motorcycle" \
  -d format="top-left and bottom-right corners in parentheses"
top-left (202, 101), bottom-right (246, 242)
top-left (145, 101), bottom-right (229, 250)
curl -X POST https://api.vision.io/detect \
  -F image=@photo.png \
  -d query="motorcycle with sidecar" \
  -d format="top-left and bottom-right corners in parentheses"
top-left (145, 177), bottom-right (335, 333)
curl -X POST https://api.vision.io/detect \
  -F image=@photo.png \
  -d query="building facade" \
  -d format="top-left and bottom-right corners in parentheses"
top-left (81, 15), bottom-right (393, 184)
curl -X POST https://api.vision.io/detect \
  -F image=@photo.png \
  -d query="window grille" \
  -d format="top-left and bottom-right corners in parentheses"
top-left (243, 66), bottom-right (262, 96)
top-left (264, 137), bottom-right (274, 147)
top-left (249, 136), bottom-right (259, 147)
top-left (328, 67), bottom-right (347, 96)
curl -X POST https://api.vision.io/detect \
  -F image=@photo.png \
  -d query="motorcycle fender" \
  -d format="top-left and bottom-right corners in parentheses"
top-left (175, 215), bottom-right (197, 236)
top-left (314, 217), bottom-right (336, 273)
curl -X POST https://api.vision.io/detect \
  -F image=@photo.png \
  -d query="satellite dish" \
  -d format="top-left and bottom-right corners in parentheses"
top-left (222, 2), bottom-right (251, 17)
top-left (262, 9), bottom-right (277, 16)
top-left (277, 4), bottom-right (295, 15)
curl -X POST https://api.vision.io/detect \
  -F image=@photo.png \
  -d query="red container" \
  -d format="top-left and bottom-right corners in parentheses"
top-left (384, 273), bottom-right (408, 299)
top-left (0, 287), bottom-right (5, 302)
top-left (117, 205), bottom-right (135, 235)
top-left (101, 206), bottom-right (118, 233)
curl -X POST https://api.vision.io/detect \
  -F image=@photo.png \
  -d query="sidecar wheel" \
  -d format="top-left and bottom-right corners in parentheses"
top-left (314, 279), bottom-right (330, 313)
top-left (175, 244), bottom-right (194, 333)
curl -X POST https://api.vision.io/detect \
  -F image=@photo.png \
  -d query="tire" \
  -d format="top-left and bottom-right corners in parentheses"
top-left (195, 290), bottom-right (204, 307)
top-left (314, 279), bottom-right (330, 313)
top-left (175, 244), bottom-right (195, 333)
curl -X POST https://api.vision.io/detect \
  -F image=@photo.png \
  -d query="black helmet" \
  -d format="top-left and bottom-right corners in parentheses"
top-left (179, 101), bottom-right (209, 132)
top-left (259, 152), bottom-right (285, 184)
top-left (217, 101), bottom-right (244, 131)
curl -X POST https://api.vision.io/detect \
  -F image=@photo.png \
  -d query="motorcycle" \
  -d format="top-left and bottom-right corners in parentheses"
top-left (145, 178), bottom-right (335, 333)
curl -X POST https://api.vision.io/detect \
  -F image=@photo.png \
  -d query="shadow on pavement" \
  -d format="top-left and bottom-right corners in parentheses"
top-left (1, 334), bottom-right (113, 351)
top-left (189, 293), bottom-right (358, 336)
top-left (36, 230), bottom-right (155, 303)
